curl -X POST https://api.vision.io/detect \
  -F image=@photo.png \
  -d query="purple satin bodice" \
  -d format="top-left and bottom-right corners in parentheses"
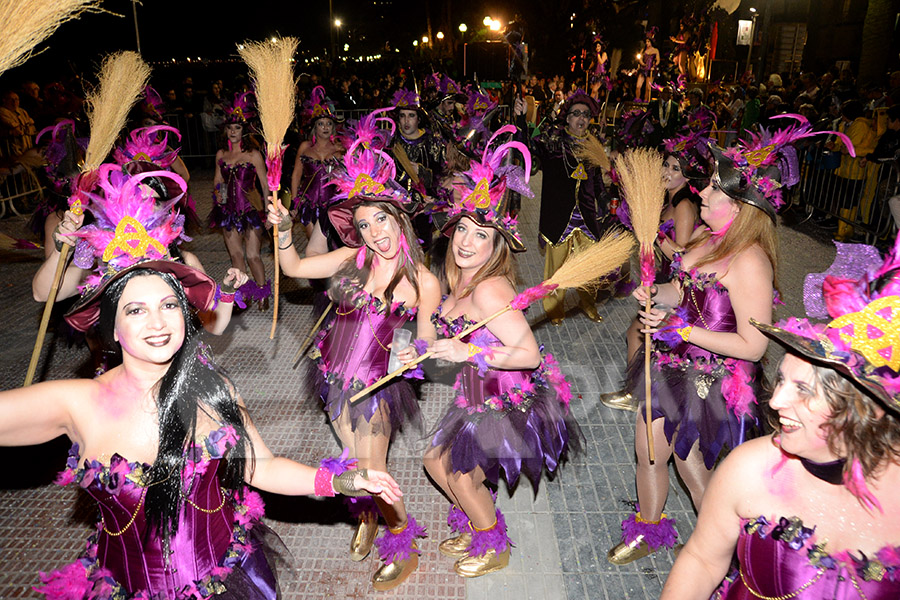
top-left (669, 254), bottom-right (736, 361)
top-left (320, 286), bottom-right (417, 390)
top-left (717, 516), bottom-right (900, 599)
top-left (38, 428), bottom-right (276, 599)
top-left (220, 159), bottom-right (259, 215)
top-left (294, 156), bottom-right (339, 225)
top-left (432, 308), bottom-right (536, 414)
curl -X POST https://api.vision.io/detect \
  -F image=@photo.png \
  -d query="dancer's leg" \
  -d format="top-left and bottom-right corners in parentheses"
top-left (673, 445), bottom-right (714, 511)
top-left (243, 227), bottom-right (266, 286)
top-left (222, 228), bottom-right (246, 271)
top-left (634, 412), bottom-right (676, 522)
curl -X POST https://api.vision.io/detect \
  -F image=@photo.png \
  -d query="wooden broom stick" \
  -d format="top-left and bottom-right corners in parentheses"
top-left (614, 148), bottom-right (666, 463)
top-left (239, 37), bottom-right (298, 340)
top-left (24, 51), bottom-right (149, 386)
top-left (349, 230), bottom-right (636, 405)
top-left (291, 301), bottom-right (333, 368)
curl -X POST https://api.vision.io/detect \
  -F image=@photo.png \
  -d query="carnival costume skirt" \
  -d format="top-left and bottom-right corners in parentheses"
top-left (625, 348), bottom-right (761, 469)
top-left (208, 203), bottom-right (265, 233)
top-left (310, 366), bottom-right (423, 438)
top-left (429, 362), bottom-right (582, 490)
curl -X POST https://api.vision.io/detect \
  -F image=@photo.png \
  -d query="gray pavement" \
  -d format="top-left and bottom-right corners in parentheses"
top-left (0, 169), bottom-right (836, 599)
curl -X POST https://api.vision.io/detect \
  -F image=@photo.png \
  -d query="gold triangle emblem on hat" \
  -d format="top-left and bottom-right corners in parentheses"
top-left (102, 215), bottom-right (167, 262)
top-left (466, 178), bottom-right (492, 208)
top-left (570, 163), bottom-right (587, 180)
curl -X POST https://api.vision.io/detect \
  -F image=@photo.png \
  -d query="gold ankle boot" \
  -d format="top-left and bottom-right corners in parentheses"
top-left (454, 547), bottom-right (510, 577)
top-left (600, 389), bottom-right (638, 412)
top-left (607, 536), bottom-right (653, 565)
top-left (439, 531), bottom-right (472, 558)
top-left (581, 302), bottom-right (603, 323)
top-left (372, 541), bottom-right (419, 590)
top-left (350, 512), bottom-right (378, 561)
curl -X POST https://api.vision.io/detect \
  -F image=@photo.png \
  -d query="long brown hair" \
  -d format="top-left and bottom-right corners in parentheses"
top-left (444, 220), bottom-right (517, 299)
top-left (686, 201), bottom-right (779, 290)
top-left (329, 200), bottom-right (424, 306)
top-left (217, 124), bottom-right (261, 152)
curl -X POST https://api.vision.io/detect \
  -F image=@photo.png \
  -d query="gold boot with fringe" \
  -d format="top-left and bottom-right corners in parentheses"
top-left (350, 511), bottom-right (378, 561)
top-left (371, 517), bottom-right (424, 591)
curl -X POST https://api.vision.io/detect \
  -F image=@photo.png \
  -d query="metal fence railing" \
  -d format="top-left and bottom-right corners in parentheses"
top-left (793, 141), bottom-right (899, 242)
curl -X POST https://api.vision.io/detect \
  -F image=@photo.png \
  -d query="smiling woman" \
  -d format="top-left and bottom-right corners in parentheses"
top-left (660, 239), bottom-right (900, 599)
top-left (0, 166), bottom-right (401, 600)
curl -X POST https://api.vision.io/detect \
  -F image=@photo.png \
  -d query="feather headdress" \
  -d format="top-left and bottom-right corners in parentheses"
top-left (223, 91), bottom-right (256, 125)
top-left (391, 88), bottom-right (421, 110)
top-left (714, 114), bottom-right (855, 218)
top-left (139, 86), bottom-right (166, 124)
top-left (663, 130), bottom-right (712, 180)
top-left (344, 106), bottom-right (395, 155)
top-left (443, 124), bottom-right (533, 252)
top-left (301, 85), bottom-right (342, 127)
top-left (64, 165), bottom-right (213, 331)
top-left (113, 125), bottom-right (181, 168)
top-left (35, 119), bottom-right (86, 194)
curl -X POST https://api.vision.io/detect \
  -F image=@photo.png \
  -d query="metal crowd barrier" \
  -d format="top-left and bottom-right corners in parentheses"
top-left (0, 137), bottom-right (43, 219)
top-left (793, 140), bottom-right (898, 242)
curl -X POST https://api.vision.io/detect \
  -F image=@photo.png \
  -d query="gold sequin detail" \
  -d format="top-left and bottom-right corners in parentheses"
top-left (466, 178), bottom-right (492, 208)
top-left (827, 295), bottom-right (900, 370)
top-left (102, 215), bottom-right (167, 262)
top-left (570, 163), bottom-right (587, 180)
top-left (349, 173), bottom-right (386, 198)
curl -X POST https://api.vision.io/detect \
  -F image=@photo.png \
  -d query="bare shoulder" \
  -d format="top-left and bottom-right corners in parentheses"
top-left (471, 277), bottom-right (515, 312)
top-left (297, 140), bottom-right (313, 155)
top-left (416, 264), bottom-right (440, 290)
top-left (727, 244), bottom-right (773, 282)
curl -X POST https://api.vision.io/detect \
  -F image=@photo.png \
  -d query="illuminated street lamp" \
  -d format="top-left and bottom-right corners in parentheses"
top-left (459, 23), bottom-right (467, 33)
top-left (489, 19), bottom-right (501, 31)
top-left (413, 40), bottom-right (418, 47)
top-left (483, 16), bottom-right (492, 26)
top-left (334, 18), bottom-right (342, 27)
top-left (436, 31), bottom-right (444, 40)
top-left (422, 36), bottom-right (429, 44)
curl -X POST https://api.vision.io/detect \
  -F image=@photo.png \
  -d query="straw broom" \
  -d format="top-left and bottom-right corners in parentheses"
top-left (291, 301), bottom-right (333, 368)
top-left (614, 148), bottom-right (666, 462)
top-left (573, 133), bottom-right (611, 172)
top-left (24, 51), bottom-right (149, 387)
top-left (349, 230), bottom-right (635, 405)
top-left (238, 37), bottom-right (298, 340)
top-left (0, 0), bottom-right (101, 75)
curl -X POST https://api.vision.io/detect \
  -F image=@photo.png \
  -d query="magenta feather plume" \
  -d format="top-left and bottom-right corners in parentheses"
top-left (510, 282), bottom-right (559, 310)
top-left (113, 125), bottom-right (181, 168)
top-left (639, 247), bottom-right (655, 287)
top-left (265, 144), bottom-right (286, 192)
top-left (842, 458), bottom-right (883, 512)
top-left (346, 106), bottom-right (395, 154)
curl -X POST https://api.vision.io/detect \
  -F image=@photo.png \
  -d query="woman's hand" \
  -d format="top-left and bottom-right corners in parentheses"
top-left (54, 209), bottom-right (83, 249)
top-left (223, 267), bottom-right (249, 290)
top-left (513, 96), bottom-right (526, 117)
top-left (394, 342), bottom-right (419, 365)
top-left (266, 197), bottom-right (290, 229)
top-left (354, 469), bottom-right (403, 504)
top-left (637, 306), bottom-right (668, 333)
top-left (429, 337), bottom-right (469, 363)
top-left (632, 284), bottom-right (657, 305)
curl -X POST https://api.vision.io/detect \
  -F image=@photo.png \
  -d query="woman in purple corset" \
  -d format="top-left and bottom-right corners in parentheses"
top-left (602, 131), bottom-right (709, 412)
top-left (269, 144), bottom-right (440, 591)
top-left (636, 28), bottom-right (660, 103)
top-left (0, 170), bottom-right (400, 600)
top-left (208, 92), bottom-right (271, 308)
top-left (608, 137), bottom-right (784, 565)
top-left (422, 133), bottom-right (581, 578)
top-left (290, 86), bottom-right (344, 256)
top-left (662, 238), bottom-right (900, 599)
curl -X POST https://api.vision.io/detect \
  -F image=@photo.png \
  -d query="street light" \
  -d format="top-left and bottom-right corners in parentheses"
top-left (459, 23), bottom-right (467, 33)
top-left (483, 16), bottom-right (492, 26)
top-left (489, 20), bottom-right (501, 31)
top-left (335, 18), bottom-right (342, 27)
top-left (422, 36), bottom-right (429, 44)
top-left (436, 31), bottom-right (444, 40)
top-left (413, 40), bottom-right (418, 47)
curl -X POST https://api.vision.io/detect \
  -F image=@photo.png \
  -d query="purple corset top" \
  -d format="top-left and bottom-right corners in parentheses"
top-left (432, 306), bottom-right (549, 414)
top-left (219, 158), bottom-right (259, 213)
top-left (669, 254), bottom-right (735, 362)
top-left (56, 427), bottom-right (241, 596)
top-left (320, 282), bottom-right (417, 389)
top-left (726, 515), bottom-right (900, 599)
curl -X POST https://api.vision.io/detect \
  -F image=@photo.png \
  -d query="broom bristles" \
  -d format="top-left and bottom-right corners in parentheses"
top-left (614, 148), bottom-right (666, 249)
top-left (238, 38), bottom-right (298, 158)
top-left (0, 0), bottom-right (101, 76)
top-left (547, 229), bottom-right (635, 294)
top-left (574, 133), bottom-right (610, 172)
top-left (83, 51), bottom-right (151, 172)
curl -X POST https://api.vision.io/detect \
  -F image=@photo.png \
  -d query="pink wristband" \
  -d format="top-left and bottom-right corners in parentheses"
top-left (219, 293), bottom-right (235, 304)
top-left (314, 466), bottom-right (335, 497)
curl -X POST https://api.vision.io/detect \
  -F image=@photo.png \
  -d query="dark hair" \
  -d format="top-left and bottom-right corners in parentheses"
top-left (217, 123), bottom-right (261, 152)
top-left (98, 269), bottom-right (254, 542)
top-left (444, 218), bottom-right (517, 298)
top-left (840, 99), bottom-right (864, 121)
top-left (768, 355), bottom-right (900, 483)
top-left (329, 201), bottom-right (424, 306)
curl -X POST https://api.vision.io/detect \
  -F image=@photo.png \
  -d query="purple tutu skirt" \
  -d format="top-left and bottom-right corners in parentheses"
top-left (310, 367), bottom-right (423, 438)
top-left (208, 203), bottom-right (265, 233)
top-left (429, 380), bottom-right (582, 490)
top-left (626, 348), bottom-right (761, 469)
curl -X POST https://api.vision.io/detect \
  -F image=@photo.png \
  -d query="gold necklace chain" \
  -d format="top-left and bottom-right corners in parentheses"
top-left (739, 565), bottom-right (825, 600)
top-left (689, 287), bottom-right (711, 329)
top-left (183, 490), bottom-right (227, 514)
top-left (102, 486), bottom-right (146, 537)
top-left (367, 309), bottom-right (391, 352)
top-left (335, 303), bottom-right (357, 316)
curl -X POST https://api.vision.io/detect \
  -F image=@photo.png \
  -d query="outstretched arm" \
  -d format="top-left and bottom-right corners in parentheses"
top-left (267, 197), bottom-right (357, 278)
top-left (32, 209), bottom-right (89, 302)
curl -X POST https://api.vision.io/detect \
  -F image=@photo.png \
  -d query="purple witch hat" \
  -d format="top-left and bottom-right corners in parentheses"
top-left (113, 125), bottom-right (181, 169)
top-left (663, 130), bottom-right (712, 180)
top-left (35, 119), bottom-right (87, 195)
top-left (441, 124), bottom-right (534, 252)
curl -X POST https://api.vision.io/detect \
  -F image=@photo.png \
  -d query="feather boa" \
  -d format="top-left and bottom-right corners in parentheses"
top-left (446, 503), bottom-right (469, 534)
top-left (466, 509), bottom-right (512, 556)
top-left (620, 506), bottom-right (678, 549)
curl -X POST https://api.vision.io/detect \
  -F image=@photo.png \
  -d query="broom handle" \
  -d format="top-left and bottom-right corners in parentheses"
top-left (24, 245), bottom-right (69, 386)
top-left (270, 192), bottom-right (280, 340)
top-left (291, 301), bottom-right (334, 368)
top-left (348, 304), bottom-right (514, 405)
top-left (644, 293), bottom-right (655, 463)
